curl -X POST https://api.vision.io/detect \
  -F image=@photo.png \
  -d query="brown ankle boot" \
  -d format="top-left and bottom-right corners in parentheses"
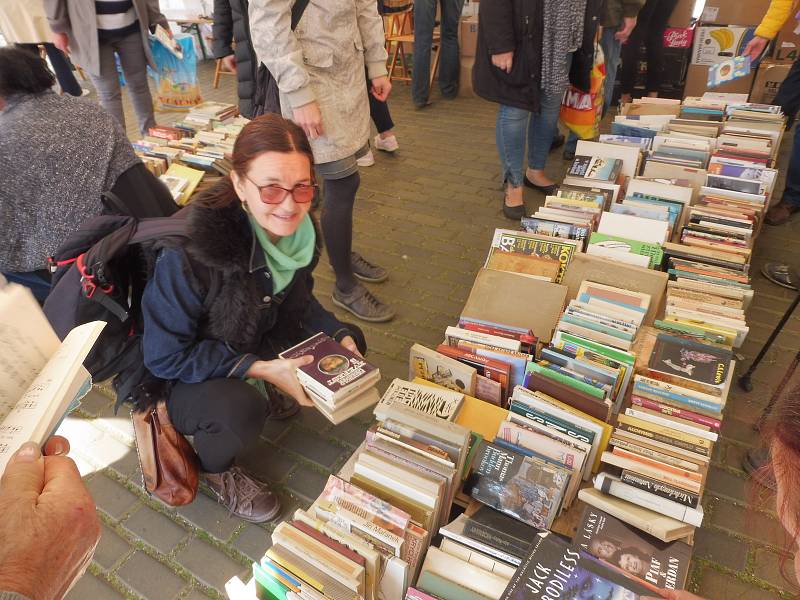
top-left (765, 201), bottom-right (800, 226)
top-left (202, 466), bottom-right (281, 523)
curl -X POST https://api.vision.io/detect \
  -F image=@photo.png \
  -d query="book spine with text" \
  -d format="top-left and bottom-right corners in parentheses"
top-left (596, 474), bottom-right (703, 526)
top-left (631, 395), bottom-right (721, 431)
top-left (620, 470), bottom-right (700, 508)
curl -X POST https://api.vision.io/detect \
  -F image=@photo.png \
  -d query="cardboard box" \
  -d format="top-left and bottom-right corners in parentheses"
top-left (692, 26), bottom-right (758, 65)
top-left (459, 15), bottom-right (479, 58)
top-left (461, 268), bottom-right (567, 343)
top-left (750, 61), bottom-right (792, 103)
top-left (668, 0), bottom-right (698, 28)
top-left (683, 63), bottom-right (756, 98)
top-left (458, 56), bottom-right (475, 98)
top-left (699, 0), bottom-right (772, 26)
top-left (462, 0), bottom-right (479, 17)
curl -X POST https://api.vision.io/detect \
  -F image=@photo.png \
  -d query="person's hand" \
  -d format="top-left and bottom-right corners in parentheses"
top-left (247, 356), bottom-right (315, 406)
top-left (491, 51), bottom-right (514, 73)
top-left (742, 36), bottom-right (770, 61)
top-left (370, 76), bottom-right (392, 102)
top-left (615, 17), bottom-right (637, 43)
top-left (642, 590), bottom-right (707, 600)
top-left (52, 32), bottom-right (70, 55)
top-left (0, 438), bottom-right (100, 600)
top-left (292, 101), bottom-right (324, 140)
top-left (222, 53), bottom-right (237, 73)
top-left (340, 335), bottom-right (362, 358)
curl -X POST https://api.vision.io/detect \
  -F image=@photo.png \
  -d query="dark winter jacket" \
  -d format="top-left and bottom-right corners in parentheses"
top-left (212, 0), bottom-right (258, 118)
top-left (141, 193), bottom-right (364, 384)
top-left (570, 0), bottom-right (605, 93)
top-left (472, 0), bottom-right (545, 113)
top-left (603, 0), bottom-right (645, 27)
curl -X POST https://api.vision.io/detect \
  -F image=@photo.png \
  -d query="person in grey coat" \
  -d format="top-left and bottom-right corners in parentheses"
top-left (212, 0), bottom-right (258, 118)
top-left (43, 0), bottom-right (170, 135)
top-left (249, 0), bottom-right (396, 323)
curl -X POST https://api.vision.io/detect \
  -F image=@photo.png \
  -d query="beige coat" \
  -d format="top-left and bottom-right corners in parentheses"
top-left (249, 0), bottom-right (388, 164)
top-left (43, 0), bottom-right (169, 78)
top-left (0, 0), bottom-right (53, 43)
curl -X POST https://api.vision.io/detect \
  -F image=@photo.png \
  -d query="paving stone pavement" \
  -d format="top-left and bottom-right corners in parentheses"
top-left (55, 60), bottom-right (800, 599)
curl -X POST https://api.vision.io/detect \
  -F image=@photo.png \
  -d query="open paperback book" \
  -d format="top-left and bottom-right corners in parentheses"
top-left (0, 281), bottom-right (105, 475)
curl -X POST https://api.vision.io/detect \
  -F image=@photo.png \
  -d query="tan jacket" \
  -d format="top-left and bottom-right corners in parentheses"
top-left (249, 0), bottom-right (388, 164)
top-left (0, 0), bottom-right (53, 43)
top-left (43, 0), bottom-right (169, 77)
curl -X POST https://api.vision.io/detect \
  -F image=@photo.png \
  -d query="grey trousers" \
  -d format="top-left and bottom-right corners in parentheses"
top-left (90, 31), bottom-right (156, 136)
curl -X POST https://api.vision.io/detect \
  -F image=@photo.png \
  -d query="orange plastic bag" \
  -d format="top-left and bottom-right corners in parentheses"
top-left (560, 42), bottom-right (606, 140)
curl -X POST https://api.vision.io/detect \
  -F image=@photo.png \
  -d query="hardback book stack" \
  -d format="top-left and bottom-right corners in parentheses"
top-left (280, 333), bottom-right (382, 425)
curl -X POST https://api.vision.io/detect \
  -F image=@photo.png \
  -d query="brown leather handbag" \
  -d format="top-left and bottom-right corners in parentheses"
top-left (131, 400), bottom-right (199, 506)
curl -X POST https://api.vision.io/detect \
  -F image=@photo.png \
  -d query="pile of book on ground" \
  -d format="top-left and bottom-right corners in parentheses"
top-left (131, 101), bottom-right (246, 204)
top-left (224, 93), bottom-right (783, 600)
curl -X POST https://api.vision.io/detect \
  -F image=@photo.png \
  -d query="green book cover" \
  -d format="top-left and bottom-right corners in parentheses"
top-left (556, 332), bottom-right (636, 366)
top-left (253, 563), bottom-right (288, 600)
top-left (417, 569), bottom-right (494, 600)
top-left (589, 232), bottom-right (664, 268)
top-left (561, 314), bottom-right (635, 341)
top-left (525, 361), bottom-right (606, 400)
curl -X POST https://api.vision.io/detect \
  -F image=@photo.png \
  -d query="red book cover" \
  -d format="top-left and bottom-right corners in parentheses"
top-left (289, 520), bottom-right (366, 566)
top-left (436, 344), bottom-right (511, 398)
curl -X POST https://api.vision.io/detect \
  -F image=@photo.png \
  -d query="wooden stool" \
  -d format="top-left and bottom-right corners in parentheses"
top-left (213, 57), bottom-right (237, 88)
top-left (386, 31), bottom-right (441, 87)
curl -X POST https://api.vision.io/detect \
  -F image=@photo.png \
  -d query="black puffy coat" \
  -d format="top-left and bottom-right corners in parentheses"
top-left (472, 0), bottom-right (545, 113)
top-left (212, 0), bottom-right (258, 118)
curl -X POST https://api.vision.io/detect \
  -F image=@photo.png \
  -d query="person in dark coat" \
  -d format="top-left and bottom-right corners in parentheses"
top-left (473, 0), bottom-right (587, 220)
top-left (141, 114), bottom-right (366, 523)
top-left (212, 0), bottom-right (258, 118)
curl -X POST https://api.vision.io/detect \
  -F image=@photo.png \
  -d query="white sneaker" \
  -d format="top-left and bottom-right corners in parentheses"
top-left (357, 149), bottom-right (375, 167)
top-left (81, 88), bottom-right (92, 97)
top-left (374, 134), bottom-right (399, 152)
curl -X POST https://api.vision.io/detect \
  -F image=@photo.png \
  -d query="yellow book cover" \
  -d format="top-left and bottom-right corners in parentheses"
top-left (165, 163), bottom-right (205, 204)
top-left (663, 317), bottom-right (737, 346)
top-left (545, 195), bottom-right (600, 209)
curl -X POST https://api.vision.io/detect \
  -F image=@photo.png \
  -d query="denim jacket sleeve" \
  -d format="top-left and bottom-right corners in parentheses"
top-left (142, 248), bottom-right (257, 382)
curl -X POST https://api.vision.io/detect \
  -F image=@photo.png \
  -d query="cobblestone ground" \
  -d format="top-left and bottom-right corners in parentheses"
top-left (57, 60), bottom-right (800, 599)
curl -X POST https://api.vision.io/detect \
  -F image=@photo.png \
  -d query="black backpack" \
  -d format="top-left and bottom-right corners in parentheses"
top-left (43, 164), bottom-right (192, 412)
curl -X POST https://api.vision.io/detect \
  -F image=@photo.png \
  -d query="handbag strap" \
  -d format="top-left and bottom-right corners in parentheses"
top-left (291, 0), bottom-right (311, 29)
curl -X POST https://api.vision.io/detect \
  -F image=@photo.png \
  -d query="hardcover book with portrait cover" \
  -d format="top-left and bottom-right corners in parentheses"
top-left (280, 333), bottom-right (380, 405)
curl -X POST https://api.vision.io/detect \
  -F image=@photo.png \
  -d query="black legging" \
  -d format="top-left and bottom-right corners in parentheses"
top-left (619, 0), bottom-right (679, 95)
top-left (321, 171), bottom-right (360, 293)
top-left (17, 43), bottom-right (82, 97)
top-left (367, 73), bottom-right (394, 134)
top-left (167, 379), bottom-right (267, 473)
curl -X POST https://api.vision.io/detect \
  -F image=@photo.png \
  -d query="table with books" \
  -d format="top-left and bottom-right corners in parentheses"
top-left (224, 93), bottom-right (782, 600)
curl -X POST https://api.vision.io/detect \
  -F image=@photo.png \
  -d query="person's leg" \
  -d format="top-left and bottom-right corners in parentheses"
top-left (438, 0), bottom-right (466, 98)
top-left (772, 58), bottom-right (800, 125)
top-left (89, 40), bottom-right (127, 131)
top-left (2, 270), bottom-right (51, 304)
top-left (526, 79), bottom-right (569, 189)
top-left (766, 124), bottom-right (800, 225)
top-left (495, 104), bottom-right (529, 215)
top-left (412, 0), bottom-right (436, 106)
top-left (115, 31), bottom-right (157, 135)
top-left (42, 43), bottom-right (82, 96)
top-left (600, 27), bottom-right (623, 116)
top-left (619, 0), bottom-right (655, 99)
top-left (367, 74), bottom-right (397, 139)
top-left (644, 0), bottom-right (677, 95)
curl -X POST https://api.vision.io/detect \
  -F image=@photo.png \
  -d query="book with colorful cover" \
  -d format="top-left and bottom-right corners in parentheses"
top-left (647, 334), bottom-right (732, 389)
top-left (575, 506), bottom-right (692, 590)
top-left (486, 229), bottom-right (578, 284)
top-left (279, 333), bottom-right (380, 405)
top-left (568, 156), bottom-right (624, 182)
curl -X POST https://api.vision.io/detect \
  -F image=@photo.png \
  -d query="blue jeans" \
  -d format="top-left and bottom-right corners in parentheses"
top-left (496, 86), bottom-right (566, 187)
top-left (3, 270), bottom-right (51, 304)
top-left (412, 0), bottom-right (465, 105)
top-left (566, 26), bottom-right (622, 153)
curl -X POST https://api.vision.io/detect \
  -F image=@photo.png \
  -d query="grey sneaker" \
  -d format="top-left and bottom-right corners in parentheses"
top-left (351, 252), bottom-right (388, 283)
top-left (761, 262), bottom-right (799, 290)
top-left (332, 283), bottom-right (395, 322)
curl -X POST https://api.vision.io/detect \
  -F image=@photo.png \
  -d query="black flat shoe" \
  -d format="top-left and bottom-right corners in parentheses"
top-left (523, 176), bottom-right (558, 196)
top-left (503, 202), bottom-right (526, 220)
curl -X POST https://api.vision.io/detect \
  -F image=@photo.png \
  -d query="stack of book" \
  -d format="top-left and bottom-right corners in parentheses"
top-left (279, 333), bottom-right (382, 425)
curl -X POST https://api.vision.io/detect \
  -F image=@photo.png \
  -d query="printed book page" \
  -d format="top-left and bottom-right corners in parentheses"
top-left (0, 283), bottom-right (104, 474)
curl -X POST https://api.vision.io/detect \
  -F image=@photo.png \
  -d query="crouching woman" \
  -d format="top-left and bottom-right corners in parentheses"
top-left (141, 114), bottom-right (365, 523)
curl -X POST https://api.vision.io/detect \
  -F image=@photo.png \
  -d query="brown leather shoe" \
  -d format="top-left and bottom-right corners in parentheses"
top-left (202, 466), bottom-right (281, 523)
top-left (265, 383), bottom-right (300, 421)
top-left (765, 201), bottom-right (800, 226)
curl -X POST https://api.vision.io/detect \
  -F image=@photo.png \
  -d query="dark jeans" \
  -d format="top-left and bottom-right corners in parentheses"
top-left (782, 122), bottom-right (800, 208)
top-left (366, 73), bottom-right (394, 133)
top-left (167, 379), bottom-right (267, 473)
top-left (3, 270), bottom-right (52, 304)
top-left (412, 0), bottom-right (465, 105)
top-left (773, 58), bottom-right (800, 124)
top-left (619, 0), bottom-right (678, 95)
top-left (17, 43), bottom-right (82, 96)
